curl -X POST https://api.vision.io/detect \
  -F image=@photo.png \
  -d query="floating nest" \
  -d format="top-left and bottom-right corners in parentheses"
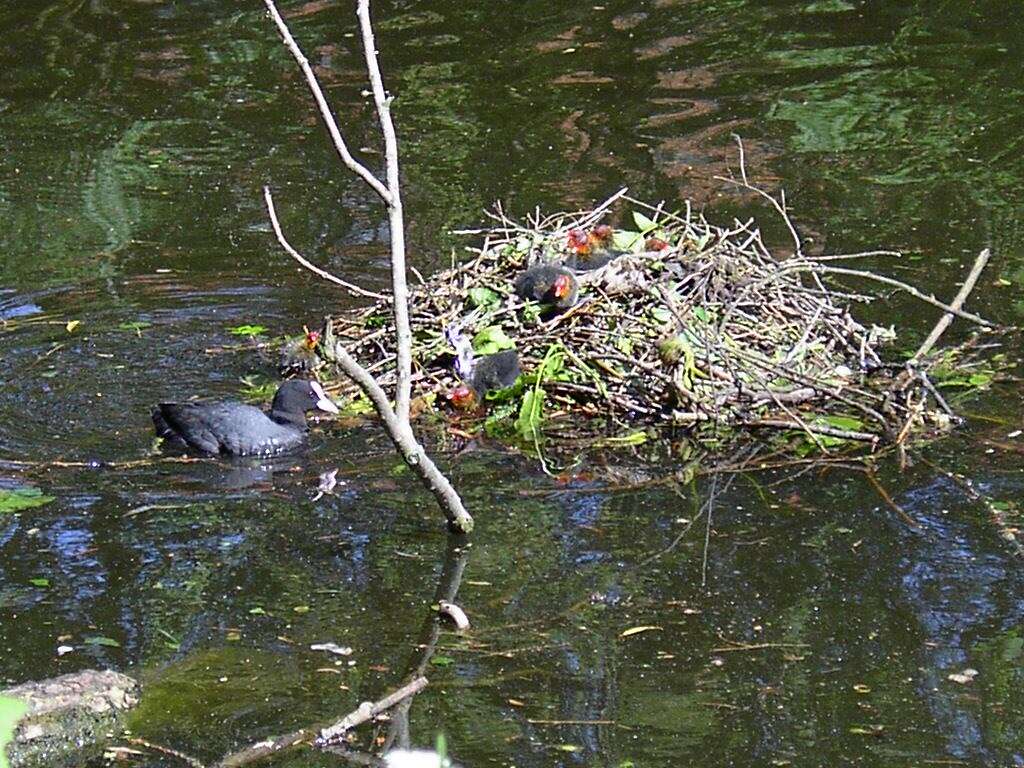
top-left (309, 191), bottom-right (994, 452)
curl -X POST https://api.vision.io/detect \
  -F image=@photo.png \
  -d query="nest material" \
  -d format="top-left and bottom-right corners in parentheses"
top-left (318, 195), bottom-right (980, 447)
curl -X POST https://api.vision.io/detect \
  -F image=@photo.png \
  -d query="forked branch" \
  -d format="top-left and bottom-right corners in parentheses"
top-left (262, 0), bottom-right (472, 533)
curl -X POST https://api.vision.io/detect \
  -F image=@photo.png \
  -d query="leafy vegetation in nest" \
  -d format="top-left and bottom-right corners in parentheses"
top-left (313, 195), bottom-right (996, 454)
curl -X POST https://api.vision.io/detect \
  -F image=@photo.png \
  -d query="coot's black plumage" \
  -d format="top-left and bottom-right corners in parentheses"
top-left (470, 349), bottom-right (521, 394)
top-left (152, 380), bottom-right (339, 456)
top-left (514, 265), bottom-right (578, 310)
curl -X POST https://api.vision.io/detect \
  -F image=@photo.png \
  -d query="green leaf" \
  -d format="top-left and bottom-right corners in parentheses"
top-left (430, 655), bottom-right (455, 667)
top-left (649, 307), bottom-right (672, 324)
top-left (29, 578), bottom-right (49, 588)
top-left (0, 695), bottom-right (27, 768)
top-left (239, 375), bottom-right (277, 402)
top-left (483, 402), bottom-right (518, 437)
top-left (227, 324), bottom-right (267, 337)
top-left (117, 321), bottom-right (152, 334)
top-left (968, 372), bottom-right (993, 387)
top-left (612, 230), bottom-right (642, 251)
top-left (521, 302), bottom-right (542, 325)
top-left (516, 388), bottom-right (545, 441)
top-left (84, 636), bottom-right (121, 648)
top-left (692, 306), bottom-right (710, 323)
top-left (467, 287), bottom-right (500, 309)
top-left (472, 326), bottom-right (516, 355)
top-left (818, 414), bottom-right (864, 431)
top-left (526, 345), bottom-right (565, 383)
top-left (435, 733), bottom-right (448, 761)
top-left (632, 211), bottom-right (658, 233)
top-left (0, 487), bottom-right (55, 515)
top-left (341, 395), bottom-right (375, 416)
top-left (594, 431), bottom-right (648, 447)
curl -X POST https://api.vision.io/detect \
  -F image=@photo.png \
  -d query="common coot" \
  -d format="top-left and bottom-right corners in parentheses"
top-left (152, 379), bottom-right (339, 456)
top-left (514, 265), bottom-right (578, 310)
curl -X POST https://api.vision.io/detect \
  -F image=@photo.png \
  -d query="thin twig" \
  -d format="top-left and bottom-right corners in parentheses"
top-left (912, 248), bottom-right (992, 362)
top-left (264, 187), bottom-right (386, 299)
top-left (128, 738), bottom-right (206, 768)
top-left (356, 0), bottom-right (414, 422)
top-left (317, 677), bottom-right (429, 745)
top-left (262, 0), bottom-right (391, 203)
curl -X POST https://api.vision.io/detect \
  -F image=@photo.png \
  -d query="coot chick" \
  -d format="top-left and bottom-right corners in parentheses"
top-left (514, 265), bottom-right (578, 310)
top-left (279, 327), bottom-right (322, 376)
top-left (152, 380), bottom-right (339, 456)
top-left (444, 326), bottom-right (521, 410)
top-left (449, 349), bottom-right (521, 409)
top-left (566, 225), bottom-right (631, 271)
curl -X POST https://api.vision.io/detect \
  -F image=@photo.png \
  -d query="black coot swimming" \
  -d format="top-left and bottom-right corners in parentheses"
top-left (152, 380), bottom-right (339, 456)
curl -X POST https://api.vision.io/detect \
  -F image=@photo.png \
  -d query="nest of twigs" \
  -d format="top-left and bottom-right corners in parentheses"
top-left (314, 189), bottom-right (993, 451)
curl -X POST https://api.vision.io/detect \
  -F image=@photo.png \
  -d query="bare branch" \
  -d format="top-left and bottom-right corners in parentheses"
top-left (264, 187), bottom-right (386, 300)
top-left (216, 677), bottom-right (428, 768)
top-left (356, 0), bottom-right (413, 422)
top-left (262, 0), bottom-right (473, 533)
top-left (325, 326), bottom-right (474, 533)
top-left (912, 247), bottom-right (992, 362)
top-left (262, 0), bottom-right (392, 204)
top-left (810, 264), bottom-right (992, 327)
top-left (317, 676), bottom-right (429, 746)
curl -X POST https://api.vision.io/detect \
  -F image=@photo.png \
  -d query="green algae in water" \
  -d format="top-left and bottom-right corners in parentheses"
top-left (0, 487), bottom-right (55, 515)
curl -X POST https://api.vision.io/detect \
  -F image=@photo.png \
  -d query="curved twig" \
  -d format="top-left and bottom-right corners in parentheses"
top-left (264, 187), bottom-right (386, 300)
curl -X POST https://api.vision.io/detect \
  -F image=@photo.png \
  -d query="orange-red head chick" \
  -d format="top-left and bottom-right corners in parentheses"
top-left (552, 272), bottom-right (573, 300)
top-left (592, 224), bottom-right (614, 243)
top-left (567, 228), bottom-right (590, 254)
top-left (448, 384), bottom-right (479, 411)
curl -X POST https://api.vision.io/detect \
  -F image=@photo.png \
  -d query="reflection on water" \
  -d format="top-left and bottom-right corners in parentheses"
top-left (1, 0), bottom-right (1024, 766)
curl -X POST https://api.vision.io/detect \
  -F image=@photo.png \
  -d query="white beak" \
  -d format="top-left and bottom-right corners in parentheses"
top-left (311, 381), bottom-right (340, 414)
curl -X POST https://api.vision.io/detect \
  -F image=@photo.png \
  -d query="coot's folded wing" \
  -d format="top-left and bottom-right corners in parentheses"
top-left (154, 403), bottom-right (225, 453)
top-left (153, 401), bottom-right (301, 456)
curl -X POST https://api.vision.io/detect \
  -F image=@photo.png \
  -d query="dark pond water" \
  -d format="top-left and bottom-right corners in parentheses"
top-left (2, 1), bottom-right (1024, 766)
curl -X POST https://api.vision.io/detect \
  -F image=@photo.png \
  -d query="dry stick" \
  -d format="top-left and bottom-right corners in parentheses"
top-left (356, 0), bottom-right (413, 422)
top-left (746, 418), bottom-right (877, 443)
top-left (262, 0), bottom-right (471, 532)
top-left (127, 738), bottom-right (205, 768)
top-left (701, 471), bottom-right (718, 588)
top-left (316, 676), bottom-right (429, 746)
top-left (328, 336), bottom-right (473, 532)
top-left (262, 0), bottom-right (390, 204)
top-left (215, 677), bottom-right (428, 768)
top-left (263, 188), bottom-right (385, 300)
top-left (810, 264), bottom-right (992, 327)
top-left (911, 248), bottom-right (992, 363)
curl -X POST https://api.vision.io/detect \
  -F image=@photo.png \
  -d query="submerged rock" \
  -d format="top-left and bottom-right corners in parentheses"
top-left (2, 669), bottom-right (140, 768)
